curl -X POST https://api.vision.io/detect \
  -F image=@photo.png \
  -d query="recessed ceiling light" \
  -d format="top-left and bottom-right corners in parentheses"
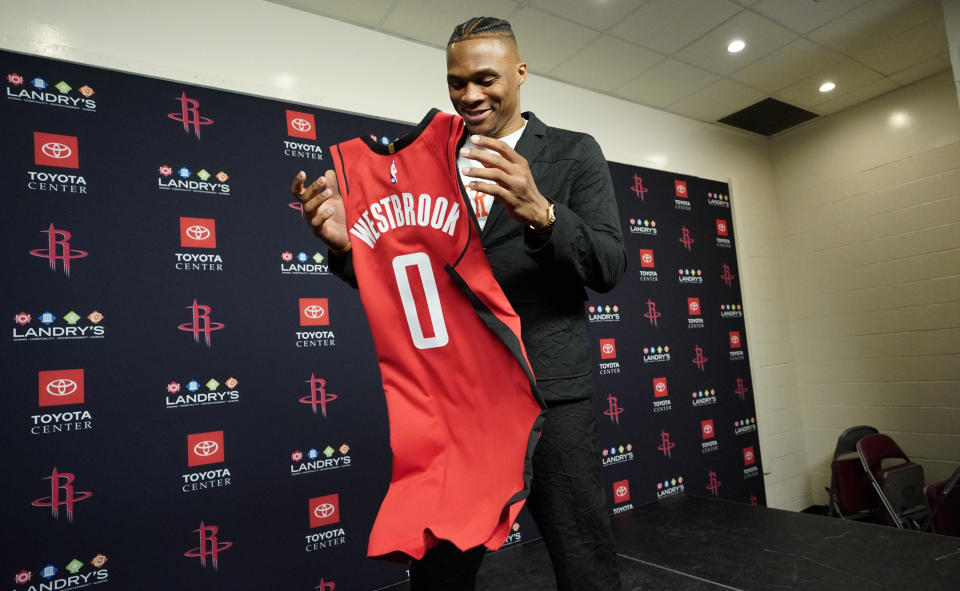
top-left (727, 39), bottom-right (746, 53)
top-left (819, 81), bottom-right (836, 93)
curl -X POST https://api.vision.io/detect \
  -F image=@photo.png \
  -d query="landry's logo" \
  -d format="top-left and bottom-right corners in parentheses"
top-left (733, 377), bottom-right (750, 401)
top-left (38, 369), bottom-right (84, 407)
top-left (13, 309), bottom-right (105, 342)
top-left (176, 217), bottom-right (223, 272)
top-left (28, 132), bottom-right (87, 194)
top-left (305, 494), bottom-right (347, 552)
top-left (734, 417), bottom-right (758, 435)
top-left (643, 299), bottom-right (661, 326)
top-left (652, 377), bottom-right (671, 413)
top-left (12, 555), bottom-right (110, 590)
top-left (603, 394), bottom-right (624, 424)
top-left (678, 267), bottom-right (704, 284)
top-left (299, 374), bottom-right (338, 418)
top-left (688, 297), bottom-right (704, 329)
top-left (692, 345), bottom-right (709, 371)
top-left (721, 303), bottom-right (744, 318)
top-left (612, 479), bottom-right (634, 514)
top-left (674, 180), bottom-right (691, 211)
top-left (296, 299), bottom-right (336, 348)
top-left (678, 225), bottom-right (694, 251)
top-left (157, 164), bottom-right (230, 195)
top-left (165, 376), bottom-right (240, 409)
top-left (178, 299), bottom-right (225, 347)
top-left (281, 250), bottom-right (329, 275)
top-left (283, 109), bottom-right (324, 160)
top-left (657, 476), bottom-right (685, 498)
top-left (290, 443), bottom-right (352, 477)
top-left (187, 431), bottom-right (225, 467)
top-left (629, 173), bottom-right (648, 201)
top-left (691, 387), bottom-right (717, 407)
top-left (716, 219), bottom-right (732, 248)
top-left (185, 521), bottom-right (232, 570)
top-left (638, 249), bottom-right (658, 282)
top-left (601, 443), bottom-right (634, 466)
top-left (588, 303), bottom-right (621, 323)
top-left (720, 263), bottom-right (736, 287)
top-left (642, 344), bottom-right (670, 364)
top-left (707, 191), bottom-right (730, 208)
top-left (657, 429), bottom-right (675, 458)
top-left (6, 72), bottom-right (96, 110)
top-left (628, 218), bottom-right (657, 235)
top-left (501, 521), bottom-right (522, 548)
top-left (169, 91), bottom-right (213, 138)
top-left (31, 467), bottom-right (92, 522)
top-left (706, 470), bottom-right (723, 496)
top-left (29, 224), bottom-right (88, 277)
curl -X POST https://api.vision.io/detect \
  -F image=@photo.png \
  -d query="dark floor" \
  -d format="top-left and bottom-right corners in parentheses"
top-left (383, 494), bottom-right (960, 590)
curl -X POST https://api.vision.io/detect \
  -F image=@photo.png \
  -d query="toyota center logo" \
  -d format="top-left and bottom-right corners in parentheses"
top-left (688, 297), bottom-right (701, 315)
top-left (309, 493), bottom-right (340, 528)
top-left (38, 369), bottom-right (85, 407)
top-left (612, 479), bottom-right (630, 503)
top-left (702, 419), bottom-right (715, 439)
top-left (292, 118), bottom-right (312, 132)
top-left (674, 179), bottom-right (688, 197)
top-left (653, 377), bottom-right (668, 398)
top-left (33, 132), bottom-right (79, 168)
top-left (186, 225), bottom-right (210, 241)
top-left (180, 217), bottom-right (217, 248)
top-left (639, 249), bottom-right (655, 268)
top-left (286, 110), bottom-right (317, 140)
top-left (599, 338), bottom-right (616, 360)
top-left (42, 142), bottom-right (72, 159)
top-left (187, 431), bottom-right (225, 466)
top-left (300, 298), bottom-right (330, 326)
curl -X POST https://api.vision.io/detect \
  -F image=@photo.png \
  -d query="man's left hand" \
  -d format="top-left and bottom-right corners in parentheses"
top-left (460, 135), bottom-right (552, 229)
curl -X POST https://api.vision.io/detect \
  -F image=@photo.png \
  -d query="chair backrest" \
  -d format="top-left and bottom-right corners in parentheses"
top-left (833, 425), bottom-right (878, 459)
top-left (857, 434), bottom-right (909, 475)
top-left (925, 465), bottom-right (960, 536)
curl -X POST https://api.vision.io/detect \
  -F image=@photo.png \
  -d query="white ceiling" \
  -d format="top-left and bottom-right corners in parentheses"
top-left (267, 0), bottom-right (951, 133)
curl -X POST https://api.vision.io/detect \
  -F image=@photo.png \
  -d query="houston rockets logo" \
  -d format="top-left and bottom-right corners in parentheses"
top-left (734, 377), bottom-right (749, 400)
top-left (643, 299), bottom-right (662, 326)
top-left (285, 109), bottom-right (317, 140)
top-left (38, 369), bottom-right (85, 407)
top-left (674, 180), bottom-right (687, 198)
top-left (29, 224), bottom-right (88, 277)
top-left (178, 299), bottom-right (224, 346)
top-left (299, 374), bottom-right (338, 417)
top-left (185, 521), bottom-right (232, 569)
top-left (630, 173), bottom-right (648, 201)
top-left (180, 217), bottom-right (217, 248)
top-left (168, 92), bottom-right (213, 138)
top-left (653, 377), bottom-right (668, 398)
top-left (688, 297), bottom-right (701, 316)
top-left (603, 394), bottom-right (623, 424)
top-left (706, 470), bottom-right (722, 496)
top-left (692, 345), bottom-right (709, 371)
top-left (299, 298), bottom-right (330, 326)
top-left (701, 419), bottom-right (715, 439)
top-left (721, 263), bottom-right (735, 286)
top-left (678, 226), bottom-right (694, 251)
top-left (657, 430), bottom-right (675, 458)
top-left (612, 480), bottom-right (630, 503)
top-left (31, 467), bottom-right (92, 522)
top-left (315, 579), bottom-right (336, 591)
top-left (309, 494), bottom-right (340, 528)
top-left (187, 431), bottom-right (225, 466)
top-left (34, 132), bottom-right (79, 168)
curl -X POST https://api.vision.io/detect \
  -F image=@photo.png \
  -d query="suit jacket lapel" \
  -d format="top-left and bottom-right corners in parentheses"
top-left (482, 112), bottom-right (548, 242)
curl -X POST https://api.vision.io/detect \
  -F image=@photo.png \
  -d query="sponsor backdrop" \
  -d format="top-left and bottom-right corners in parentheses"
top-left (0, 49), bottom-right (763, 590)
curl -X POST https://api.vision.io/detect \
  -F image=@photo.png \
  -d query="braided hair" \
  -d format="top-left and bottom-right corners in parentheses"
top-left (448, 17), bottom-right (517, 48)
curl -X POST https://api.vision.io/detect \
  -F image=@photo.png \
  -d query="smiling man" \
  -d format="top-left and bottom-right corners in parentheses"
top-left (292, 16), bottom-right (626, 591)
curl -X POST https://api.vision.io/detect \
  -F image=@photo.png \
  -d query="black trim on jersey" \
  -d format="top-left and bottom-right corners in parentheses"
top-left (334, 143), bottom-right (350, 195)
top-left (361, 108), bottom-right (441, 154)
top-left (444, 262), bottom-right (547, 514)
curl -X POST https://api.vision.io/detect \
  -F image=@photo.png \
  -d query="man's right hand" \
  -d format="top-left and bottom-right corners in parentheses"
top-left (291, 170), bottom-right (350, 252)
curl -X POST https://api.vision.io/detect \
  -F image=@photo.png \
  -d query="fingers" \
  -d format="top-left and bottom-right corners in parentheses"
top-left (467, 135), bottom-right (519, 161)
top-left (460, 145), bottom-right (512, 171)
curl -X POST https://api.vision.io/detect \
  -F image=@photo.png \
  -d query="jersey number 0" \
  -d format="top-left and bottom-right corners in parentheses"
top-left (392, 252), bottom-right (449, 350)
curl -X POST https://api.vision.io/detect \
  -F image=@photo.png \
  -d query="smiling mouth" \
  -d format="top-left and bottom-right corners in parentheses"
top-left (462, 108), bottom-right (492, 123)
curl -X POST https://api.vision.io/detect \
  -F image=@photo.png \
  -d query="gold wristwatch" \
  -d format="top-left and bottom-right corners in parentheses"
top-left (530, 203), bottom-right (556, 233)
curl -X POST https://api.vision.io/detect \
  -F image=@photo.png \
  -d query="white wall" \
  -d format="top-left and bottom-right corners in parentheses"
top-left (770, 70), bottom-right (960, 503)
top-left (0, 0), bottom-right (802, 507)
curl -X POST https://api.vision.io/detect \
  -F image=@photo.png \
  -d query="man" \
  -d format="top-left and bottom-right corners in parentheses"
top-left (291, 17), bottom-right (626, 591)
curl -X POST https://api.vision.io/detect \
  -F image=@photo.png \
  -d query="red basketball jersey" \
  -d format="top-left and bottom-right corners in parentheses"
top-left (330, 109), bottom-right (544, 561)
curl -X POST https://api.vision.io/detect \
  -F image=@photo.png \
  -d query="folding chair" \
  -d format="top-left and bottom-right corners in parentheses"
top-left (826, 425), bottom-right (878, 520)
top-left (857, 433), bottom-right (929, 529)
top-left (923, 465), bottom-right (960, 536)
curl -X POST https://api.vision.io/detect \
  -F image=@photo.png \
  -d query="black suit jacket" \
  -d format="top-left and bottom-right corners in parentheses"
top-left (331, 111), bottom-right (627, 402)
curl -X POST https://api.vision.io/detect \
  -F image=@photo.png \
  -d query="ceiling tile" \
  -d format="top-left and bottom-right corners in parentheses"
top-left (667, 78), bottom-right (767, 122)
top-left (612, 58), bottom-right (719, 107)
top-left (527, 0), bottom-right (647, 32)
top-left (550, 36), bottom-right (664, 92)
top-left (853, 17), bottom-right (948, 76)
top-left (609, 0), bottom-right (743, 55)
top-left (751, 0), bottom-right (870, 35)
top-left (776, 58), bottom-right (884, 108)
top-left (673, 10), bottom-right (798, 76)
top-left (888, 52), bottom-right (952, 86)
top-left (815, 78), bottom-right (898, 114)
top-left (807, 0), bottom-right (941, 56)
top-left (265, 0), bottom-right (396, 27)
top-left (730, 38), bottom-right (844, 92)
top-left (382, 0), bottom-right (520, 47)
top-left (506, 6), bottom-right (600, 73)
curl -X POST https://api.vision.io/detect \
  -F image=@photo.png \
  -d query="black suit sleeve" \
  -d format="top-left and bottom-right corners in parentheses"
top-left (328, 249), bottom-right (359, 289)
top-left (522, 135), bottom-right (626, 294)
